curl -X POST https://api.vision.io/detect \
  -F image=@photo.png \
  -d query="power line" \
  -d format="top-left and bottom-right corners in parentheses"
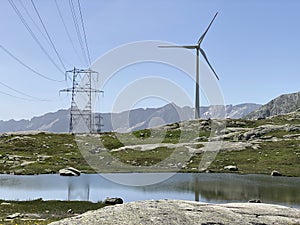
top-left (0, 86), bottom-right (50, 102)
top-left (54, 0), bottom-right (85, 66)
top-left (69, 0), bottom-right (89, 67)
top-left (17, 0), bottom-right (72, 71)
top-left (0, 80), bottom-right (48, 101)
top-left (0, 89), bottom-right (56, 102)
top-left (17, 0), bottom-right (50, 46)
top-left (0, 45), bottom-right (64, 82)
top-left (0, 89), bottom-right (36, 101)
top-left (30, 0), bottom-right (67, 71)
top-left (69, 0), bottom-right (88, 66)
top-left (7, 0), bottom-right (65, 75)
top-left (77, 0), bottom-right (91, 66)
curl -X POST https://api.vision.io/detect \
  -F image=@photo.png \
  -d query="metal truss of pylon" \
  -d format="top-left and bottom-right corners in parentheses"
top-left (60, 67), bottom-right (103, 133)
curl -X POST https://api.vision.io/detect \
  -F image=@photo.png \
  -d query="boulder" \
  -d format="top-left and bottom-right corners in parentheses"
top-left (67, 209), bottom-right (74, 214)
top-left (271, 170), bottom-right (282, 176)
top-left (200, 120), bottom-right (210, 127)
top-left (1, 202), bottom-right (11, 206)
top-left (104, 197), bottom-right (123, 205)
top-left (6, 213), bottom-right (23, 219)
top-left (248, 199), bottom-right (261, 203)
top-left (224, 165), bottom-right (238, 171)
top-left (287, 125), bottom-right (300, 132)
top-left (20, 161), bottom-right (36, 167)
top-left (59, 167), bottom-right (81, 176)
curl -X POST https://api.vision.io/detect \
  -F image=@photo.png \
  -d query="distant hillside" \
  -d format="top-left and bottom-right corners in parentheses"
top-left (0, 110), bottom-right (69, 133)
top-left (0, 103), bottom-right (260, 133)
top-left (223, 103), bottom-right (261, 119)
top-left (245, 91), bottom-right (300, 120)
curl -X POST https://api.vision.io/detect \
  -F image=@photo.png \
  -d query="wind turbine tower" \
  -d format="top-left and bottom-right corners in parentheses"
top-left (160, 13), bottom-right (219, 119)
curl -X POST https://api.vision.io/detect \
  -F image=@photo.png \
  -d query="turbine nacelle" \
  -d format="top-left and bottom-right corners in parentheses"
top-left (158, 46), bottom-right (219, 80)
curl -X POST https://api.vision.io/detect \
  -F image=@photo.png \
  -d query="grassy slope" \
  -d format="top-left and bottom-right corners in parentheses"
top-left (0, 199), bottom-right (106, 225)
top-left (0, 133), bottom-right (93, 175)
top-left (0, 113), bottom-right (299, 176)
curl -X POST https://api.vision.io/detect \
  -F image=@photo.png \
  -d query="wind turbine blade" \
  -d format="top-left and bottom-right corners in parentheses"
top-left (200, 48), bottom-right (219, 80)
top-left (159, 45), bottom-right (197, 49)
top-left (197, 12), bottom-right (218, 45)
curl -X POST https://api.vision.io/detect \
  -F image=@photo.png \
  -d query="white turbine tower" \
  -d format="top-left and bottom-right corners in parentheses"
top-left (160, 12), bottom-right (219, 119)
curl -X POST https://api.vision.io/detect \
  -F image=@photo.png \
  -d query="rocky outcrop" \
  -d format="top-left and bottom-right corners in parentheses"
top-left (248, 199), bottom-right (261, 203)
top-left (224, 165), bottom-right (238, 171)
top-left (6, 213), bottom-right (23, 219)
top-left (245, 91), bottom-right (300, 119)
top-left (271, 170), bottom-right (282, 176)
top-left (49, 200), bottom-right (300, 225)
top-left (104, 197), bottom-right (123, 205)
top-left (59, 167), bottom-right (81, 176)
top-left (235, 124), bottom-right (288, 141)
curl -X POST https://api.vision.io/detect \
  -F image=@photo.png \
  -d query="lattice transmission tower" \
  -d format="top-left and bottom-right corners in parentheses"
top-left (60, 68), bottom-right (103, 133)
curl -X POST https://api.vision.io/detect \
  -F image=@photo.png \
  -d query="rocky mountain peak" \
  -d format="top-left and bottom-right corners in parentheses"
top-left (245, 91), bottom-right (300, 120)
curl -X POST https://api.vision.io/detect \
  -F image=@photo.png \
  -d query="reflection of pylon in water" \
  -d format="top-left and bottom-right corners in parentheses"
top-left (95, 113), bottom-right (104, 133)
top-left (60, 68), bottom-right (103, 133)
top-left (67, 181), bottom-right (90, 201)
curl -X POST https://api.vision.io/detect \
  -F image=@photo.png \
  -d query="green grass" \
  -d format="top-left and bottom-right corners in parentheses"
top-left (226, 119), bottom-right (258, 128)
top-left (265, 114), bottom-right (300, 125)
top-left (132, 129), bottom-right (151, 139)
top-left (162, 130), bottom-right (181, 144)
top-left (1, 130), bottom-right (300, 175)
top-left (261, 130), bottom-right (299, 138)
top-left (185, 140), bottom-right (300, 176)
top-left (1, 113), bottom-right (300, 176)
top-left (111, 146), bottom-right (175, 166)
top-left (100, 133), bottom-right (124, 150)
top-left (0, 198), bottom-right (106, 225)
top-left (0, 133), bottom-right (94, 175)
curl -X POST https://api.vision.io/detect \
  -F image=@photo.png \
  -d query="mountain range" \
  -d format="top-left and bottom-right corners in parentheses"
top-left (245, 91), bottom-right (300, 119)
top-left (0, 103), bottom-right (261, 133)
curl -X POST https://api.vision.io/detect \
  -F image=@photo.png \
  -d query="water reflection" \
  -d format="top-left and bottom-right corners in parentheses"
top-left (0, 173), bottom-right (299, 208)
top-left (67, 178), bottom-right (90, 201)
top-left (148, 173), bottom-right (300, 207)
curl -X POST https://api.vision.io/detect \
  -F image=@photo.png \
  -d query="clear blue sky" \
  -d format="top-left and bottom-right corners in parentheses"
top-left (0, 0), bottom-right (300, 120)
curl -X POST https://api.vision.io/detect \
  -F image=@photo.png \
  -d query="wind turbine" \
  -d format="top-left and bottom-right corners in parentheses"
top-left (160, 12), bottom-right (219, 119)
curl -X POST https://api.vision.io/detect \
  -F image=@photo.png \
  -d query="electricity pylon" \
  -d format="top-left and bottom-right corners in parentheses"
top-left (60, 68), bottom-right (103, 133)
